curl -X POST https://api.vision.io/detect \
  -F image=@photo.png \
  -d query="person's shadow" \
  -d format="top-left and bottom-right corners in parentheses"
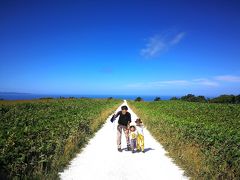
top-left (123, 147), bottom-right (154, 153)
top-left (143, 147), bottom-right (154, 153)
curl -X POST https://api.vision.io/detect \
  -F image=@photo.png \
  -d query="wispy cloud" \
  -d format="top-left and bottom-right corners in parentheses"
top-left (170, 32), bottom-right (185, 45)
top-left (140, 35), bottom-right (166, 58)
top-left (215, 75), bottom-right (240, 82)
top-left (127, 80), bottom-right (191, 89)
top-left (127, 75), bottom-right (240, 90)
top-left (192, 79), bottom-right (219, 87)
top-left (150, 80), bottom-right (190, 86)
top-left (127, 78), bottom-right (220, 89)
top-left (140, 31), bottom-right (185, 58)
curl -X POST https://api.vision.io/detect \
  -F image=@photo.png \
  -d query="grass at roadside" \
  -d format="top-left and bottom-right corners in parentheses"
top-left (0, 98), bottom-right (122, 179)
top-left (129, 100), bottom-right (240, 179)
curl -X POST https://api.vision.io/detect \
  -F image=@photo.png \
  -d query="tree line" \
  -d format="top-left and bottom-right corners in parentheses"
top-left (134, 94), bottom-right (240, 104)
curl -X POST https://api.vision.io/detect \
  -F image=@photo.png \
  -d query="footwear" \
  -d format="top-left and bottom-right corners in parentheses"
top-left (127, 145), bottom-right (131, 151)
top-left (142, 150), bottom-right (145, 153)
top-left (132, 150), bottom-right (135, 153)
top-left (118, 148), bottom-right (122, 152)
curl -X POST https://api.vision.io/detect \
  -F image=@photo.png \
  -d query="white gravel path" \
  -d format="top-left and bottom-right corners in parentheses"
top-left (59, 100), bottom-right (188, 180)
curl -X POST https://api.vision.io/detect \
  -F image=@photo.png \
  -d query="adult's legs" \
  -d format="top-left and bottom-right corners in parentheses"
top-left (117, 125), bottom-right (123, 148)
top-left (123, 126), bottom-right (130, 147)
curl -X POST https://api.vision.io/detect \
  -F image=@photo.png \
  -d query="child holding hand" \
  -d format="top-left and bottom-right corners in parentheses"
top-left (129, 125), bottom-right (138, 153)
top-left (135, 118), bottom-right (145, 153)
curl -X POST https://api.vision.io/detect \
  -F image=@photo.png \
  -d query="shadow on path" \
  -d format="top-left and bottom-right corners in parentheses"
top-left (144, 147), bottom-right (154, 153)
top-left (121, 147), bottom-right (155, 153)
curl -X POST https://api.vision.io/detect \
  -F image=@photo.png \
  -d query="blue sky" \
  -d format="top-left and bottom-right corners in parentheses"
top-left (0, 0), bottom-right (240, 96)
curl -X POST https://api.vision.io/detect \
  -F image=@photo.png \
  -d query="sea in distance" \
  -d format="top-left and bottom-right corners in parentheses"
top-left (0, 93), bottom-right (176, 102)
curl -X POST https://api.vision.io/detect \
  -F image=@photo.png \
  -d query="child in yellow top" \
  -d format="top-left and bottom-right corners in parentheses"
top-left (135, 118), bottom-right (144, 153)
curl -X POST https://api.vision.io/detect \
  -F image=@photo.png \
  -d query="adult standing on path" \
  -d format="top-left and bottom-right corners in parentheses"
top-left (111, 105), bottom-right (131, 152)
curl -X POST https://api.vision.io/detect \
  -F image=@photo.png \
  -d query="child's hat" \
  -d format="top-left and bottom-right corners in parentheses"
top-left (135, 118), bottom-right (142, 123)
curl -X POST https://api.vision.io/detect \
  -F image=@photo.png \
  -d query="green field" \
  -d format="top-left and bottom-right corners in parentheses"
top-left (129, 101), bottom-right (240, 179)
top-left (0, 98), bottom-right (121, 179)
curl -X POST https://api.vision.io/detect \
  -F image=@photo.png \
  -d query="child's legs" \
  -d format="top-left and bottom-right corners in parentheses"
top-left (131, 139), bottom-right (137, 149)
top-left (137, 135), bottom-right (144, 151)
top-left (130, 139), bottom-right (134, 149)
top-left (134, 139), bottom-right (137, 149)
top-left (137, 136), bottom-right (140, 150)
top-left (140, 135), bottom-right (144, 150)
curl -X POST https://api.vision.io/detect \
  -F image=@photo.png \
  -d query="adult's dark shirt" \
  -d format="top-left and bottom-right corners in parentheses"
top-left (115, 111), bottom-right (131, 126)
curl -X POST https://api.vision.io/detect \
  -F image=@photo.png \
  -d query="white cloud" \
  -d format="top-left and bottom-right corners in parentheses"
top-left (170, 32), bottom-right (185, 45)
top-left (127, 80), bottom-right (190, 88)
top-left (127, 74), bottom-right (240, 90)
top-left (215, 75), bottom-right (240, 82)
top-left (140, 35), bottom-right (166, 58)
top-left (150, 80), bottom-right (190, 86)
top-left (127, 78), bottom-right (220, 89)
top-left (140, 31), bottom-right (185, 58)
top-left (193, 78), bottom-right (219, 87)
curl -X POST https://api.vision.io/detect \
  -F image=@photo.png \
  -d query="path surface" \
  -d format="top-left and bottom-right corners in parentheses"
top-left (59, 100), bottom-right (188, 180)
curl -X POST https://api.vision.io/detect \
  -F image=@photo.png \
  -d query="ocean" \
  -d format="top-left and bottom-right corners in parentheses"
top-left (0, 93), bottom-right (174, 101)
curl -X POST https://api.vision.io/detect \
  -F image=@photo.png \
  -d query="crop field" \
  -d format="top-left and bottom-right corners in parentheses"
top-left (129, 101), bottom-right (240, 179)
top-left (0, 98), bottom-right (121, 179)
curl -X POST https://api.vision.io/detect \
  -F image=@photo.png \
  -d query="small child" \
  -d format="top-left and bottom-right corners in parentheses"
top-left (135, 118), bottom-right (144, 153)
top-left (129, 125), bottom-right (138, 153)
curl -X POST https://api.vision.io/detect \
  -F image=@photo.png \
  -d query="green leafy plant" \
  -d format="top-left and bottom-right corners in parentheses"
top-left (0, 98), bottom-right (121, 179)
top-left (129, 100), bottom-right (240, 179)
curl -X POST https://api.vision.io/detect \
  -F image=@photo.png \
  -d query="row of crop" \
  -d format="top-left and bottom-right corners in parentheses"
top-left (128, 101), bottom-right (240, 179)
top-left (0, 98), bottom-right (121, 179)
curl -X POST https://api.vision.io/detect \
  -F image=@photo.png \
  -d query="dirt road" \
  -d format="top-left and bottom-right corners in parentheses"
top-left (59, 100), bottom-right (188, 180)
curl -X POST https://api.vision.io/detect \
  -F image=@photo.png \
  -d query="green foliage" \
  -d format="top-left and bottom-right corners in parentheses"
top-left (236, 95), bottom-right (240, 104)
top-left (0, 98), bottom-right (121, 179)
top-left (180, 94), bottom-right (240, 104)
top-left (181, 94), bottom-right (207, 102)
top-left (135, 97), bottom-right (143, 102)
top-left (39, 97), bottom-right (54, 100)
top-left (170, 96), bottom-right (179, 100)
top-left (129, 101), bottom-right (240, 179)
top-left (210, 94), bottom-right (238, 104)
top-left (154, 97), bottom-right (161, 101)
